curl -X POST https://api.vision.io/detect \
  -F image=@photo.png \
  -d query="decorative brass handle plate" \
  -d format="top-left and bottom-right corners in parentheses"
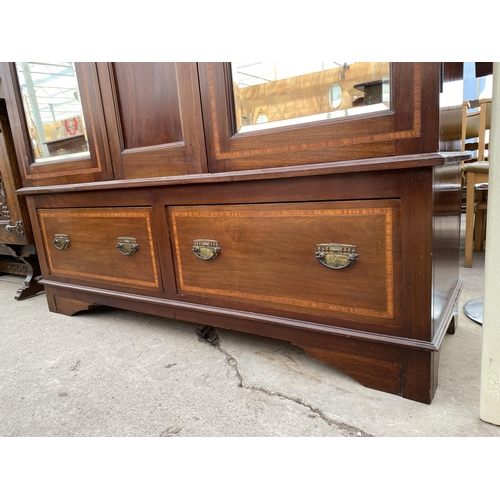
top-left (53, 234), bottom-right (70, 250)
top-left (192, 239), bottom-right (220, 260)
top-left (315, 243), bottom-right (358, 270)
top-left (116, 237), bottom-right (138, 256)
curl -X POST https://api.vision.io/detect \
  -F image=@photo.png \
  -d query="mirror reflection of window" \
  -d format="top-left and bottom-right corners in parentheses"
top-left (15, 62), bottom-right (89, 163)
top-left (329, 83), bottom-right (343, 109)
top-left (231, 62), bottom-right (391, 133)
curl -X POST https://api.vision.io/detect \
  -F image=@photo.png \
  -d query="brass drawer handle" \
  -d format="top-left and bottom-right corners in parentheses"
top-left (192, 239), bottom-right (220, 260)
top-left (116, 237), bottom-right (138, 256)
top-left (315, 243), bottom-right (358, 270)
top-left (53, 234), bottom-right (70, 250)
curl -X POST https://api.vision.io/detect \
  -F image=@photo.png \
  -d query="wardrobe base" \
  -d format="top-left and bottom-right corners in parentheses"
top-left (42, 279), bottom-right (463, 405)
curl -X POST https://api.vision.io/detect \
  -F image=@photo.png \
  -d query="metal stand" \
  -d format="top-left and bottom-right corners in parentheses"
top-left (464, 296), bottom-right (483, 325)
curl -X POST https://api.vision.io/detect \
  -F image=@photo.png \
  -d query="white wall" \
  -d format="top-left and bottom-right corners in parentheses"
top-left (480, 62), bottom-right (500, 424)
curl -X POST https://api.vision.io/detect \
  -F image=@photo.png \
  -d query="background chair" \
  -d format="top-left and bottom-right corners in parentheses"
top-left (462, 98), bottom-right (492, 268)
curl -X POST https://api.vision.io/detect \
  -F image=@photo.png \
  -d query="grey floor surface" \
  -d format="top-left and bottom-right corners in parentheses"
top-left (1, 232), bottom-right (497, 499)
top-left (0, 244), bottom-right (498, 438)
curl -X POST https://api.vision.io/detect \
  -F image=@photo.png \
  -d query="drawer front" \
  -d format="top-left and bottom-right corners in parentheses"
top-left (168, 200), bottom-right (401, 323)
top-left (38, 207), bottom-right (161, 290)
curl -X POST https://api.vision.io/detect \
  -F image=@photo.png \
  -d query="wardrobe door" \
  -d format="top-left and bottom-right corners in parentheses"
top-left (0, 62), bottom-right (112, 187)
top-left (198, 62), bottom-right (440, 173)
top-left (97, 62), bottom-right (208, 180)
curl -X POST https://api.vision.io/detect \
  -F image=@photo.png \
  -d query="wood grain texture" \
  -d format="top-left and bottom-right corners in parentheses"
top-left (41, 280), bottom-right (446, 403)
top-left (298, 344), bottom-right (403, 396)
top-left (0, 108), bottom-right (30, 244)
top-left (113, 62), bottom-right (183, 148)
top-left (45, 286), bottom-right (96, 316)
top-left (97, 62), bottom-right (208, 179)
top-left (16, 152), bottom-right (470, 196)
top-left (0, 62), bottom-right (112, 187)
top-left (399, 168), bottom-right (434, 341)
top-left (431, 164), bottom-right (462, 334)
top-left (199, 63), bottom-right (440, 172)
top-left (8, 62), bottom-right (462, 404)
top-left (38, 207), bottom-right (161, 290)
top-left (169, 200), bottom-right (401, 323)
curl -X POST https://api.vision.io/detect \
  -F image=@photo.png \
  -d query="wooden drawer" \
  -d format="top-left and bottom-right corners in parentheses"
top-left (168, 200), bottom-right (401, 324)
top-left (38, 207), bottom-right (161, 291)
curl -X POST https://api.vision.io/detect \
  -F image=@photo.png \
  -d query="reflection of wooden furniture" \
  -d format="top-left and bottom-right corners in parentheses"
top-left (353, 79), bottom-right (384, 105)
top-left (0, 62), bottom-right (467, 404)
top-left (461, 98), bottom-right (492, 267)
top-left (462, 98), bottom-right (491, 162)
top-left (463, 164), bottom-right (488, 268)
top-left (44, 134), bottom-right (88, 156)
top-left (234, 63), bottom-right (389, 127)
top-left (0, 99), bottom-right (43, 299)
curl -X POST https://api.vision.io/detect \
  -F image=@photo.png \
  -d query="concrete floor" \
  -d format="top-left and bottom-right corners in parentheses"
top-left (0, 237), bottom-right (498, 438)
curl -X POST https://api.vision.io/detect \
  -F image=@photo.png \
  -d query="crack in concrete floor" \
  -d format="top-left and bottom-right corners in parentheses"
top-left (194, 324), bottom-right (371, 437)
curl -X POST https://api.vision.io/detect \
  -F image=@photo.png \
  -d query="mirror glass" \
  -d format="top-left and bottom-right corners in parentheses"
top-left (15, 62), bottom-right (89, 163)
top-left (231, 62), bottom-right (391, 133)
top-left (329, 83), bottom-right (342, 108)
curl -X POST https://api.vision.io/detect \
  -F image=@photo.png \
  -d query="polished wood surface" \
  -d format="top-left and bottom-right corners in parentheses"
top-left (0, 107), bottom-right (29, 245)
top-left (27, 155), bottom-right (463, 331)
top-left (26, 153), bottom-right (463, 403)
top-left (169, 200), bottom-right (400, 323)
top-left (38, 207), bottom-right (161, 291)
top-left (114, 62), bottom-right (183, 147)
top-left (2, 61), bottom-right (467, 403)
top-left (0, 243), bottom-right (44, 299)
top-left (0, 62), bottom-right (209, 186)
top-left (0, 63), bottom-right (113, 187)
top-left (0, 99), bottom-right (43, 299)
top-left (39, 273), bottom-right (461, 404)
top-left (431, 164), bottom-right (462, 332)
top-left (199, 63), bottom-right (440, 172)
top-left (96, 62), bottom-right (208, 180)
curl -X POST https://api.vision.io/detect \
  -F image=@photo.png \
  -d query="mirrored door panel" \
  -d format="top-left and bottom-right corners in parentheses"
top-left (0, 61), bottom-right (112, 187)
top-left (231, 62), bottom-right (391, 133)
top-left (15, 62), bottom-right (89, 162)
top-left (96, 62), bottom-right (208, 179)
top-left (199, 62), bottom-right (439, 173)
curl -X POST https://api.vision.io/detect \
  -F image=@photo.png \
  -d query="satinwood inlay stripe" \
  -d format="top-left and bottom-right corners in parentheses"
top-left (39, 209), bottom-right (159, 288)
top-left (207, 63), bottom-right (421, 160)
top-left (171, 206), bottom-right (395, 319)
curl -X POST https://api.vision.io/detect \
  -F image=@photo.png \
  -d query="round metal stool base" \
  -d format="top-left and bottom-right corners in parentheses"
top-left (463, 296), bottom-right (483, 325)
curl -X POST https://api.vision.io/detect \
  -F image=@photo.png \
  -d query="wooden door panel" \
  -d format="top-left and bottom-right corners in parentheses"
top-left (98, 62), bottom-right (208, 179)
top-left (114, 62), bottom-right (183, 148)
